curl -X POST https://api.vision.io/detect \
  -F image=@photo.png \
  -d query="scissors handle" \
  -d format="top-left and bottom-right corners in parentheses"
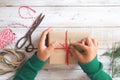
top-left (25, 43), bottom-right (34, 52)
top-left (16, 36), bottom-right (28, 49)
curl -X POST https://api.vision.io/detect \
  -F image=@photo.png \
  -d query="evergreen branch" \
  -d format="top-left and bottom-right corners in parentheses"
top-left (102, 42), bottom-right (120, 77)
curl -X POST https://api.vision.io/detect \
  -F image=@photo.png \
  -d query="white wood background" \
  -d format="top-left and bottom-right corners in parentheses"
top-left (0, 0), bottom-right (120, 80)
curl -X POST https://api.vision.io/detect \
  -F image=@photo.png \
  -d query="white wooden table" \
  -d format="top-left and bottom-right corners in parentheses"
top-left (0, 0), bottom-right (120, 80)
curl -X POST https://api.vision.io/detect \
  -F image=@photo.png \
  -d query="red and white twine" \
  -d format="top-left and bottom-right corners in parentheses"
top-left (0, 28), bottom-right (16, 49)
top-left (18, 6), bottom-right (36, 19)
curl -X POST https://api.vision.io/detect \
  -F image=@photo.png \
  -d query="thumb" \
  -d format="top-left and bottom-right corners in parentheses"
top-left (70, 46), bottom-right (83, 60)
top-left (47, 42), bottom-right (59, 52)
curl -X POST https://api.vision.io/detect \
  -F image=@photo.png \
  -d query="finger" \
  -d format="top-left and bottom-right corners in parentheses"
top-left (81, 38), bottom-right (86, 42)
top-left (85, 37), bottom-right (94, 46)
top-left (69, 47), bottom-right (74, 56)
top-left (81, 40), bottom-right (85, 45)
top-left (71, 42), bottom-right (87, 51)
top-left (39, 28), bottom-right (53, 45)
top-left (70, 46), bottom-right (83, 59)
top-left (92, 38), bottom-right (99, 47)
top-left (46, 42), bottom-right (59, 53)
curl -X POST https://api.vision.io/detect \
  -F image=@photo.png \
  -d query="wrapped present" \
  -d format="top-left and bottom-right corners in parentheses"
top-left (48, 31), bottom-right (90, 65)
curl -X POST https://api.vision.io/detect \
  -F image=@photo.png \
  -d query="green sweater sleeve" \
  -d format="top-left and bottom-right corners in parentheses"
top-left (78, 56), bottom-right (112, 80)
top-left (13, 54), bottom-right (46, 80)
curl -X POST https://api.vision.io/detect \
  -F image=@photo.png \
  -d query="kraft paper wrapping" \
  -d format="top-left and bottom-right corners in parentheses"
top-left (48, 31), bottom-right (90, 64)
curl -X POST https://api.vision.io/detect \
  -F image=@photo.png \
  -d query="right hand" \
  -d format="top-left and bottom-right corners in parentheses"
top-left (37, 28), bottom-right (59, 61)
top-left (70, 37), bottom-right (98, 64)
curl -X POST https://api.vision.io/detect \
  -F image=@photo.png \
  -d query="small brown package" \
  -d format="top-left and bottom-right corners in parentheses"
top-left (48, 31), bottom-right (90, 64)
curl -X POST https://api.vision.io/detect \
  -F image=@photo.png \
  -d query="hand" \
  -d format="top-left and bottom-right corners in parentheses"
top-left (70, 37), bottom-right (98, 64)
top-left (37, 28), bottom-right (58, 61)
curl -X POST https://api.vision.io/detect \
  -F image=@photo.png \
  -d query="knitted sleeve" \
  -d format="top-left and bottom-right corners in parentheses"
top-left (78, 56), bottom-right (112, 80)
top-left (13, 54), bottom-right (46, 80)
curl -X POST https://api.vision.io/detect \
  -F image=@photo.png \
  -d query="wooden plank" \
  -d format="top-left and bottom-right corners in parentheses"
top-left (36, 70), bottom-right (90, 80)
top-left (0, 69), bottom-right (111, 80)
top-left (6, 27), bottom-right (120, 49)
top-left (0, 72), bottom-right (15, 80)
top-left (1, 0), bottom-right (120, 7)
top-left (35, 69), bottom-right (111, 80)
top-left (1, 7), bottom-right (120, 27)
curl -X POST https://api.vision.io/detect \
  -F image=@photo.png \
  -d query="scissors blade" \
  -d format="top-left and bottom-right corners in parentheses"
top-left (27, 13), bottom-right (45, 35)
top-left (32, 13), bottom-right (45, 28)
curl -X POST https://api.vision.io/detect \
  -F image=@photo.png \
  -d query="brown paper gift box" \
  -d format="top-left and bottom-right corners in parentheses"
top-left (48, 31), bottom-right (90, 64)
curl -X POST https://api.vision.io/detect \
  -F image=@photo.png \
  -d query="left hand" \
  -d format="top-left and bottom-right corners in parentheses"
top-left (70, 37), bottom-right (98, 64)
top-left (37, 28), bottom-right (59, 61)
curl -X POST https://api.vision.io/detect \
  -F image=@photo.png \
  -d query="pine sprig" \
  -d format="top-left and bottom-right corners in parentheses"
top-left (102, 42), bottom-right (120, 77)
top-left (113, 47), bottom-right (120, 58)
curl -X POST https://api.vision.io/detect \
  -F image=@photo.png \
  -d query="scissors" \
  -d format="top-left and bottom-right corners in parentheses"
top-left (16, 13), bottom-right (45, 52)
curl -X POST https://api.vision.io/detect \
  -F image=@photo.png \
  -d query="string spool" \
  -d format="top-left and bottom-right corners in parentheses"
top-left (0, 49), bottom-right (26, 75)
top-left (0, 27), bottom-right (16, 49)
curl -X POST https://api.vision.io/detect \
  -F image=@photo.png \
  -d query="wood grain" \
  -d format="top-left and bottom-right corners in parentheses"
top-left (7, 28), bottom-right (120, 49)
top-left (1, 7), bottom-right (120, 27)
top-left (0, 0), bottom-right (120, 79)
top-left (1, 0), bottom-right (120, 7)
